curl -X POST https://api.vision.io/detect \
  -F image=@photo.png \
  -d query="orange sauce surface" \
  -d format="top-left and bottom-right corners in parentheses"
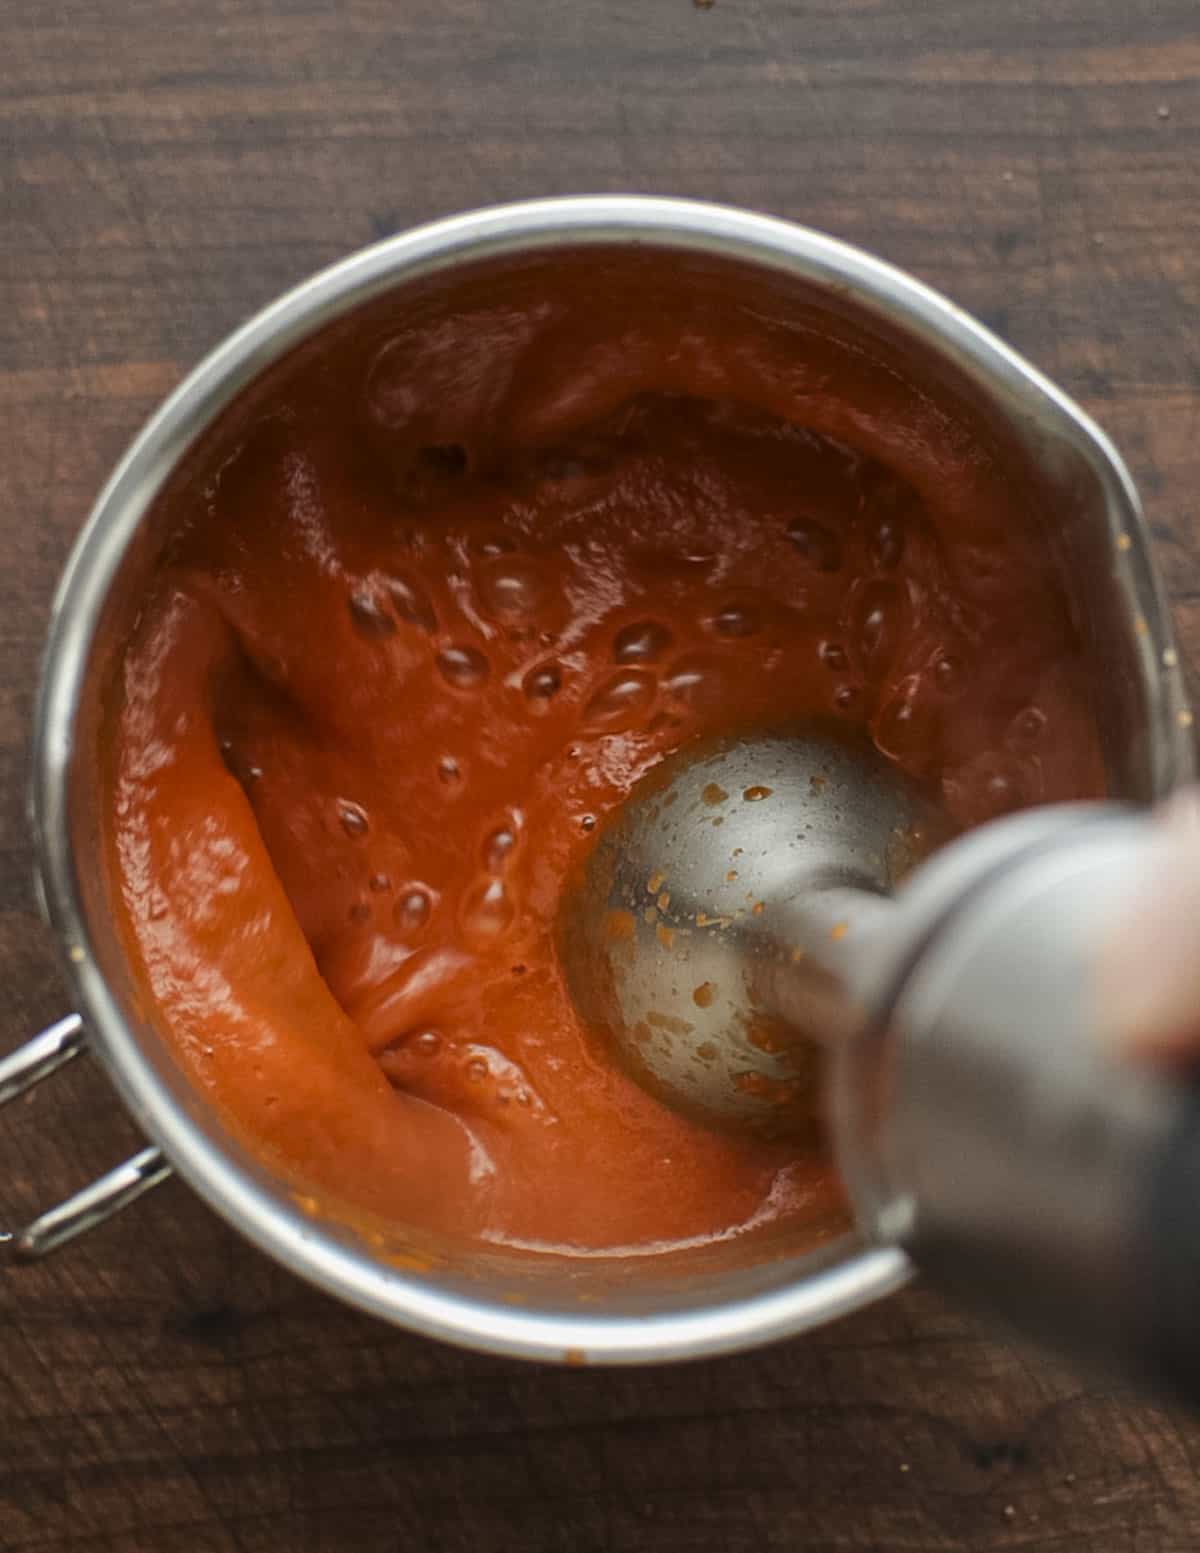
top-left (104, 255), bottom-right (1104, 1257)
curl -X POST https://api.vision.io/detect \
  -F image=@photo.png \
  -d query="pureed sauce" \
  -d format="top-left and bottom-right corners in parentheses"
top-left (104, 251), bottom-right (1104, 1259)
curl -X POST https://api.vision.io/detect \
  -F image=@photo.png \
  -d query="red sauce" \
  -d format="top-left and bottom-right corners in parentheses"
top-left (104, 252), bottom-right (1103, 1257)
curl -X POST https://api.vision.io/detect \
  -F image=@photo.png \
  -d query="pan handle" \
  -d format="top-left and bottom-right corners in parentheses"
top-left (0, 1015), bottom-right (173, 1257)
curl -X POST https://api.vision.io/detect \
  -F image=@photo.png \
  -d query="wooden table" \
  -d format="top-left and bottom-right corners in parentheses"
top-left (4, 2), bottom-right (1200, 1547)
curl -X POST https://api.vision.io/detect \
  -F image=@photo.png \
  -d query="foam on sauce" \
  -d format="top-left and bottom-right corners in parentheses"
top-left (103, 254), bottom-right (1103, 1256)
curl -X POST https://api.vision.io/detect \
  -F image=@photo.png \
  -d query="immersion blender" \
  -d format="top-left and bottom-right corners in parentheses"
top-left (561, 729), bottom-right (1200, 1401)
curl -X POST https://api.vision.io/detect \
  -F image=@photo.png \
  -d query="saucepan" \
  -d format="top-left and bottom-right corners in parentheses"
top-left (7, 197), bottom-right (1192, 1362)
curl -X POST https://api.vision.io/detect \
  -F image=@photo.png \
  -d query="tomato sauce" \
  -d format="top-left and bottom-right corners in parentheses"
top-left (103, 253), bottom-right (1103, 1257)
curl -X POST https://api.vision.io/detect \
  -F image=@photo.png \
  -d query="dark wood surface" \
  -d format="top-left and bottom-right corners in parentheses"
top-left (4, 2), bottom-right (1200, 1548)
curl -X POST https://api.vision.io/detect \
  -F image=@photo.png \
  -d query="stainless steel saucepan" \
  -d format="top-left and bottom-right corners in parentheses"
top-left (8, 197), bottom-right (1192, 1362)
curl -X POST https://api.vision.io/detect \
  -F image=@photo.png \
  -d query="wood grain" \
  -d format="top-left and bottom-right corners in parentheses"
top-left (3, 1), bottom-right (1200, 1547)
